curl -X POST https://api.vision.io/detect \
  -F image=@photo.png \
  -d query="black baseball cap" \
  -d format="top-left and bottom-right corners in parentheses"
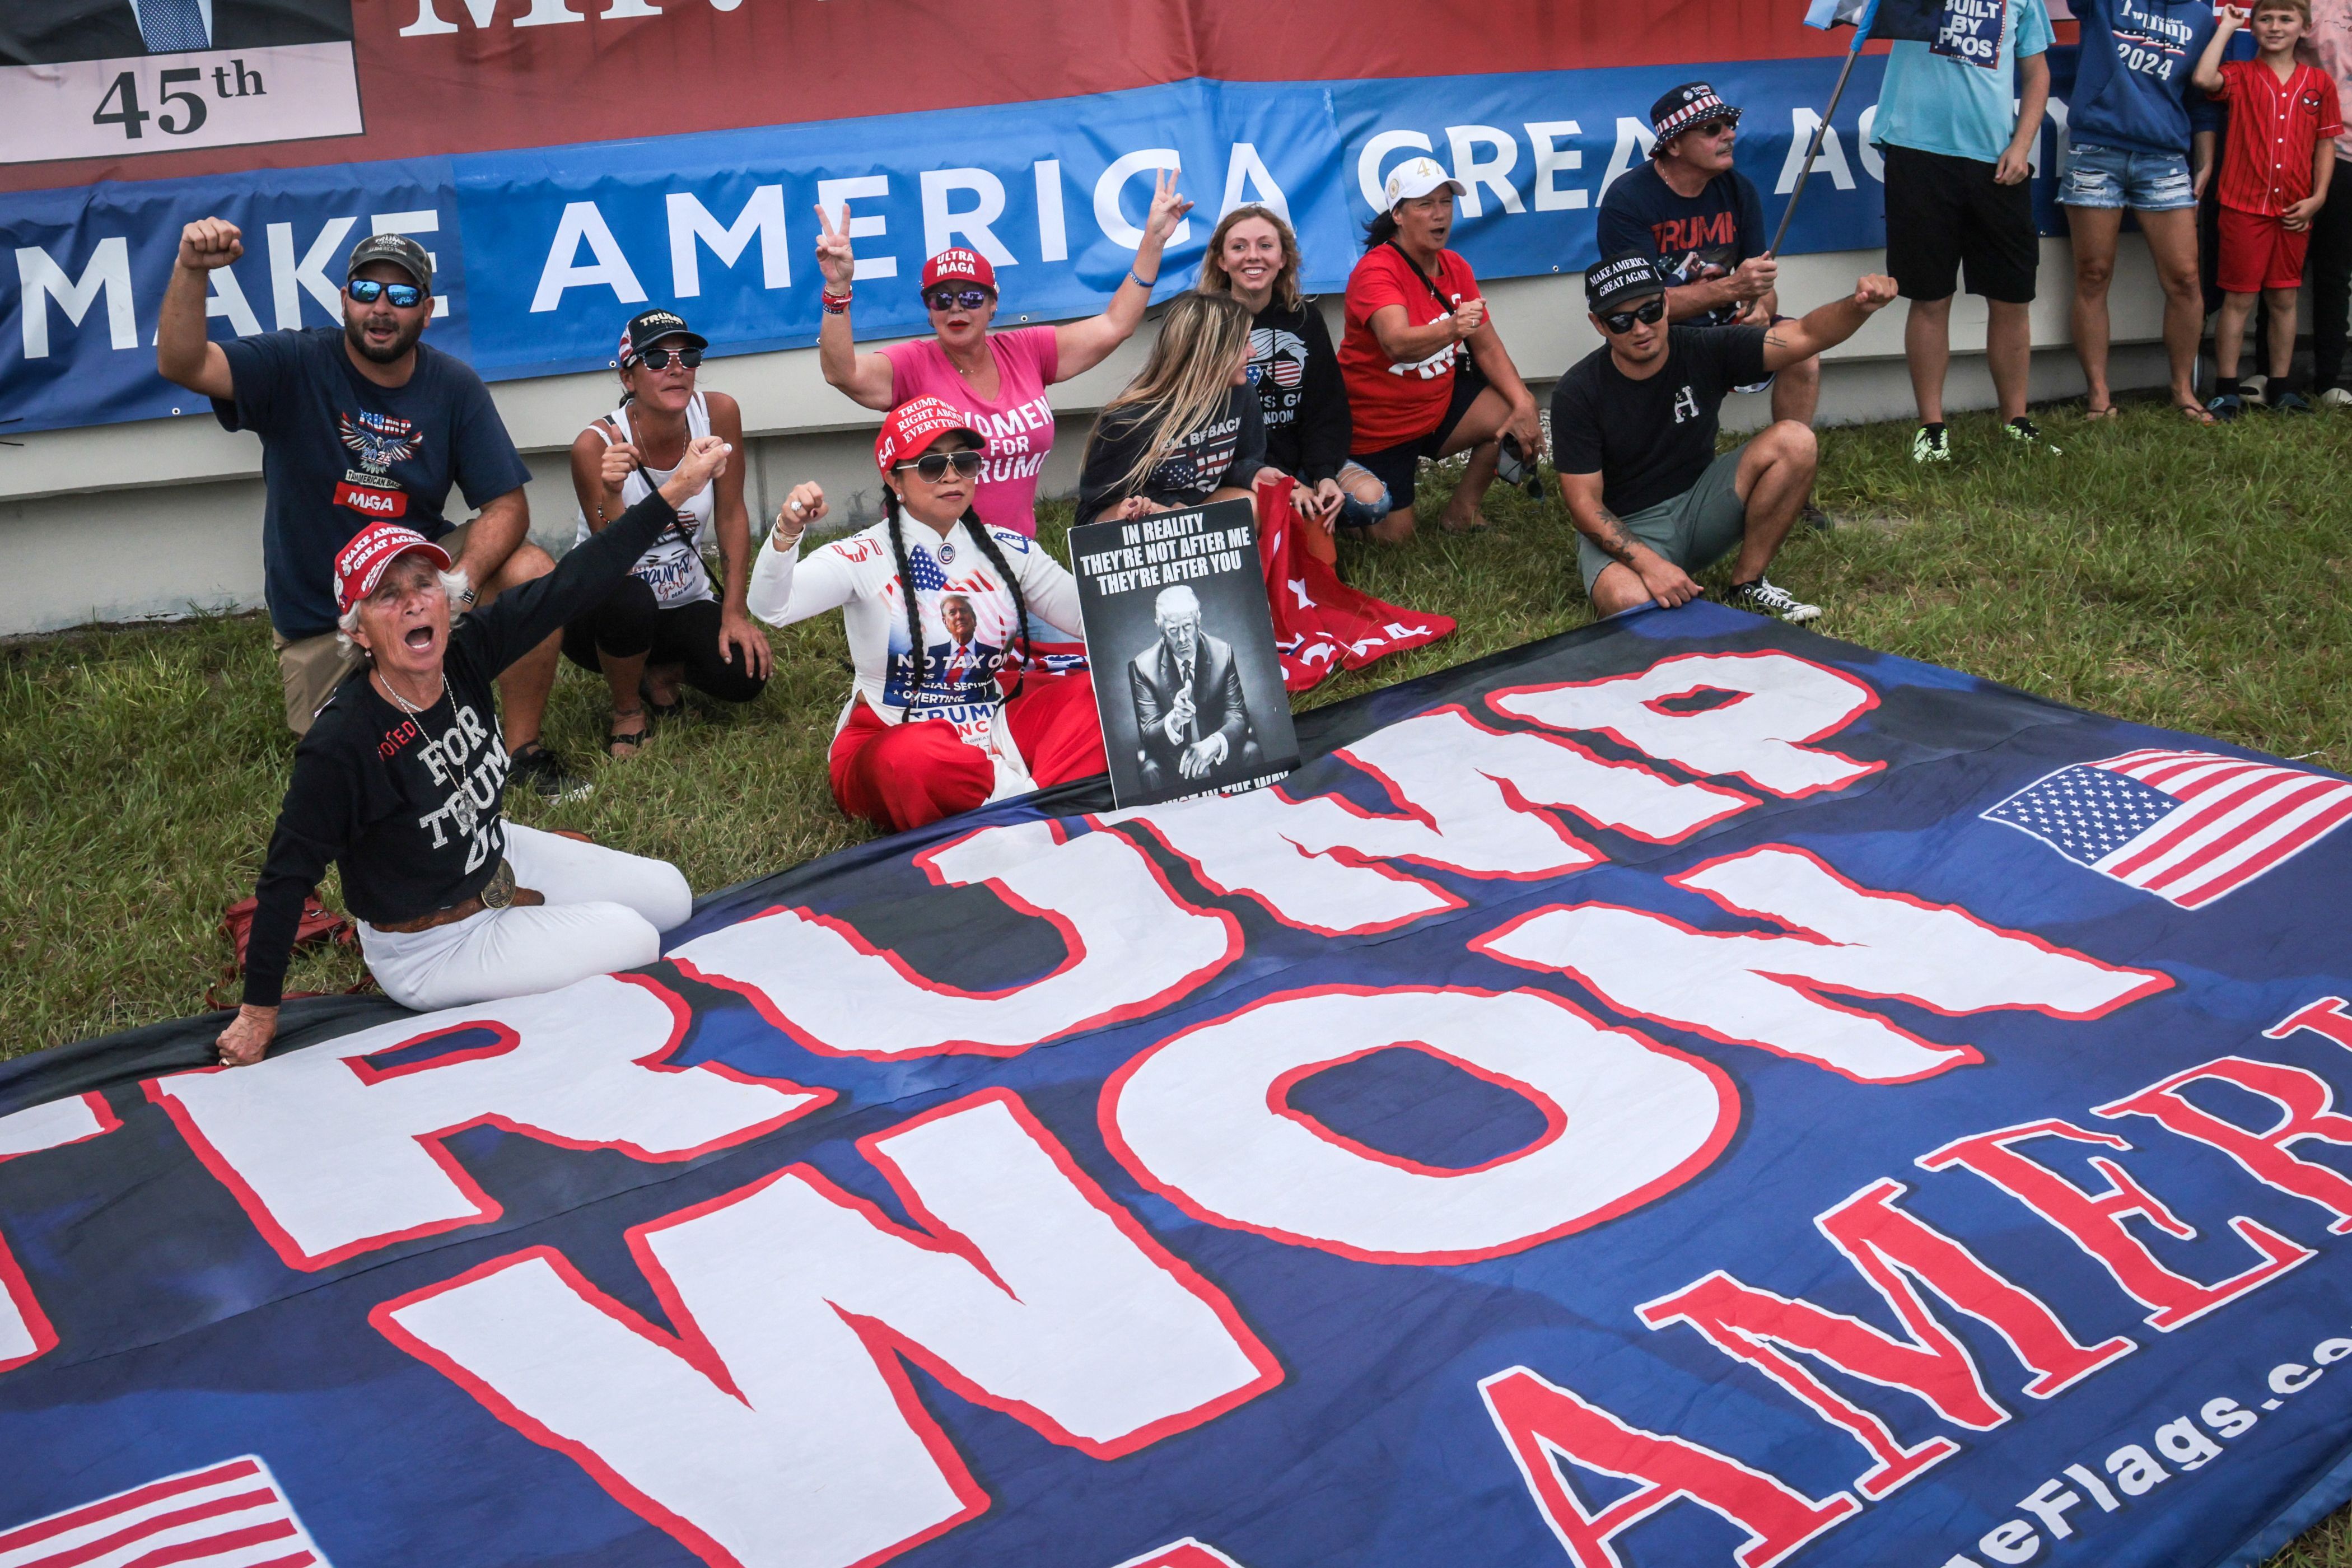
top-left (1585, 255), bottom-right (1668, 315)
top-left (346, 233), bottom-right (432, 290)
top-left (1650, 82), bottom-right (1743, 147)
top-left (618, 307), bottom-right (708, 366)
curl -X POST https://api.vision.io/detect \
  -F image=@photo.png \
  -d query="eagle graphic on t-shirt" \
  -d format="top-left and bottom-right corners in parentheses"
top-left (339, 411), bottom-right (423, 475)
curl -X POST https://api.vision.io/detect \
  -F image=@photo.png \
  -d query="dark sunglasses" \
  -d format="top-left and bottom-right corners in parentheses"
top-left (634, 347), bottom-right (702, 371)
top-left (893, 450), bottom-right (984, 482)
top-left (1600, 297), bottom-right (1668, 334)
top-left (924, 287), bottom-right (992, 312)
top-left (1692, 119), bottom-right (1738, 139)
top-left (347, 278), bottom-right (424, 309)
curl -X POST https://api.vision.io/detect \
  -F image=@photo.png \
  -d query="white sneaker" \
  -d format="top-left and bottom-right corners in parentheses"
top-left (1724, 576), bottom-right (1822, 624)
top-left (2321, 386), bottom-right (2352, 408)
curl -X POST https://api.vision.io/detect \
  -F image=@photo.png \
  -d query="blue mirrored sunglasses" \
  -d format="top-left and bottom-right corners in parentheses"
top-left (347, 278), bottom-right (425, 309)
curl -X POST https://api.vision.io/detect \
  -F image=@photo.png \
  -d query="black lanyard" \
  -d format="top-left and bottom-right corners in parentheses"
top-left (1385, 241), bottom-right (1467, 361)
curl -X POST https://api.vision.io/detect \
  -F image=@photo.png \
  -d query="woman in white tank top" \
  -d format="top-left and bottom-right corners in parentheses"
top-left (563, 308), bottom-right (771, 756)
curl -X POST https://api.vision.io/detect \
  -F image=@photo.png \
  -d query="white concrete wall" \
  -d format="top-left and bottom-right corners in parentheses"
top-left (0, 239), bottom-right (2180, 636)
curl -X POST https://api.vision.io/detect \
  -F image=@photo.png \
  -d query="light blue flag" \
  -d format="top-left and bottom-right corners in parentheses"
top-left (1803, 0), bottom-right (1880, 27)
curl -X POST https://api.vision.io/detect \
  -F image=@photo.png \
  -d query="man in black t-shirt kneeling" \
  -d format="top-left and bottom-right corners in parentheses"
top-left (1551, 257), bottom-right (1897, 624)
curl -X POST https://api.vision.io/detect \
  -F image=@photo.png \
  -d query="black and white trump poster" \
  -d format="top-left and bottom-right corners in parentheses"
top-left (1070, 498), bottom-right (1299, 809)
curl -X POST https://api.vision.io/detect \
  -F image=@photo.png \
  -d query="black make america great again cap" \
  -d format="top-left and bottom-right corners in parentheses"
top-left (1585, 254), bottom-right (1669, 313)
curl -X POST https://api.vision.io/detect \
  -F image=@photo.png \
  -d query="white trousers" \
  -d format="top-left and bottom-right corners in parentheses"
top-left (357, 823), bottom-right (694, 1013)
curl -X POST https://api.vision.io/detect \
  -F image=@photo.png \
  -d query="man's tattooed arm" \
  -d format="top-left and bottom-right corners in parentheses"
top-left (1590, 505), bottom-right (1644, 567)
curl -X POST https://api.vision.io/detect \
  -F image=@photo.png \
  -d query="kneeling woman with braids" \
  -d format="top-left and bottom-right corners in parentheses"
top-left (748, 397), bottom-right (1107, 833)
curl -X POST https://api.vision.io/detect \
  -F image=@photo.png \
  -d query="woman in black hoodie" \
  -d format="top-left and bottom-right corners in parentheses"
top-left (1198, 204), bottom-right (1391, 545)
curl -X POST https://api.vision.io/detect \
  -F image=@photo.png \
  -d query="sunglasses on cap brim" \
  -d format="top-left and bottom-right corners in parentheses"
top-left (893, 449), bottom-right (984, 482)
top-left (347, 278), bottom-right (425, 309)
top-left (1598, 297), bottom-right (1667, 334)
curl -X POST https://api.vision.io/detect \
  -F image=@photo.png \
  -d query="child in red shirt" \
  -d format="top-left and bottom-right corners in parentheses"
top-left (2194, 0), bottom-right (2343, 413)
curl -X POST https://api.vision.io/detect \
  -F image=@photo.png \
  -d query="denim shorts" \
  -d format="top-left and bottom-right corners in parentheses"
top-left (1333, 460), bottom-right (1393, 529)
top-left (2058, 142), bottom-right (2197, 213)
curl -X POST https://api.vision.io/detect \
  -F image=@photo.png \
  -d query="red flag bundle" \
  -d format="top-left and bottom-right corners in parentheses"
top-left (1253, 475), bottom-right (1455, 693)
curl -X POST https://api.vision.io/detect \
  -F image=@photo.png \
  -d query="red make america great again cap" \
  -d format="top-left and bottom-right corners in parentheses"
top-left (875, 396), bottom-right (986, 473)
top-left (334, 523), bottom-right (452, 615)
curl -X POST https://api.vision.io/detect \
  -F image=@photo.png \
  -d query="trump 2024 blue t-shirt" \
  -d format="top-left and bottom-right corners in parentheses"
top-left (213, 327), bottom-right (532, 640)
top-left (2068, 0), bottom-right (2219, 156)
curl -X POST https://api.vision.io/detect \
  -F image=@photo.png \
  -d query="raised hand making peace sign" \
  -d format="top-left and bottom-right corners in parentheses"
top-left (814, 202), bottom-right (857, 294)
top-left (810, 166), bottom-right (1195, 540)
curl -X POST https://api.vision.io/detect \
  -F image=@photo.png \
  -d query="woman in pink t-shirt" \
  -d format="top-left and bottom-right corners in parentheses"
top-left (814, 170), bottom-right (1192, 536)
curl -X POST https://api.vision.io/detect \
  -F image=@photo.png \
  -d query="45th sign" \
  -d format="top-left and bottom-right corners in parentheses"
top-left (5, 42), bottom-right (362, 165)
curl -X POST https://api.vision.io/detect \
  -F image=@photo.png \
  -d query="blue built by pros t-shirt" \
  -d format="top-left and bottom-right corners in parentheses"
top-left (214, 327), bottom-right (531, 640)
top-left (2068, 0), bottom-right (2219, 155)
top-left (1872, 0), bottom-right (2056, 165)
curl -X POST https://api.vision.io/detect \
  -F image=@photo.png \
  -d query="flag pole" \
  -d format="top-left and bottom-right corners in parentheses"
top-left (1767, 21), bottom-right (1872, 257)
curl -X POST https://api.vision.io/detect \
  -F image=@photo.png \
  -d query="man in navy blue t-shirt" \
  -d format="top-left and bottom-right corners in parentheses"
top-left (158, 220), bottom-right (585, 798)
top-left (1597, 82), bottom-right (1824, 433)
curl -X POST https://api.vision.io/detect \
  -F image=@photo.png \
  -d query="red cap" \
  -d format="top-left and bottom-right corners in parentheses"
top-left (334, 522), bottom-right (452, 616)
top-left (875, 395), bottom-right (986, 474)
top-left (920, 248), bottom-right (996, 293)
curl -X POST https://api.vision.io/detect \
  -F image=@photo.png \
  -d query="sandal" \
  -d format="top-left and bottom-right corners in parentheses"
top-left (2176, 400), bottom-right (2218, 426)
top-left (638, 676), bottom-right (684, 721)
top-left (608, 706), bottom-right (650, 757)
top-left (2082, 403), bottom-right (2121, 422)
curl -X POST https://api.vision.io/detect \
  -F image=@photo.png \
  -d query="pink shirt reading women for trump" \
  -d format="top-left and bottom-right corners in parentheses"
top-left (882, 324), bottom-right (1060, 536)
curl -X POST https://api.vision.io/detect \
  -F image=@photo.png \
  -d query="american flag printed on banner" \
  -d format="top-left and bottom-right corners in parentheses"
top-left (1982, 748), bottom-right (2352, 909)
top-left (0, 1457), bottom-right (329, 1568)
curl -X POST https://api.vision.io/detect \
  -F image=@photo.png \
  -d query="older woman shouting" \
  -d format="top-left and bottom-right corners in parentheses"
top-left (814, 169), bottom-right (1192, 536)
top-left (214, 436), bottom-right (732, 1067)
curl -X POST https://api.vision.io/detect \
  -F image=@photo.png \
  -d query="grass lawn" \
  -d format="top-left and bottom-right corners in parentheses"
top-left (2, 397), bottom-right (2348, 1561)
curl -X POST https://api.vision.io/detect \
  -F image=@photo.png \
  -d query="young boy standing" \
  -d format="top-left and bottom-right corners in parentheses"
top-left (2194, 0), bottom-right (2342, 416)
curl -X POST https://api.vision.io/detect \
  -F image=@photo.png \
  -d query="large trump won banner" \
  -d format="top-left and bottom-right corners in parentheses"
top-left (2, 600), bottom-right (2350, 1567)
top-left (1, 0), bottom-right (2089, 437)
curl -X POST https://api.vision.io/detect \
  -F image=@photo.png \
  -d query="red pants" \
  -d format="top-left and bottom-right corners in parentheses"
top-left (828, 673), bottom-right (1109, 834)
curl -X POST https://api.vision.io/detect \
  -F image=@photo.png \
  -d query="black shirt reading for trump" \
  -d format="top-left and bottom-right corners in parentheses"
top-left (240, 492), bottom-right (681, 1008)
top-left (1549, 325), bottom-right (1769, 516)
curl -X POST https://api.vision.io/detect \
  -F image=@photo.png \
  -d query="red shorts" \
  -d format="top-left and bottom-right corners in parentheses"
top-left (2216, 206), bottom-right (2311, 294)
top-left (827, 671), bottom-right (1108, 835)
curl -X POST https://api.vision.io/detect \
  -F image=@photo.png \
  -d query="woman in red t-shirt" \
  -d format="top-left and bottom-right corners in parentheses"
top-left (1339, 156), bottom-right (1546, 544)
top-left (814, 171), bottom-right (1192, 536)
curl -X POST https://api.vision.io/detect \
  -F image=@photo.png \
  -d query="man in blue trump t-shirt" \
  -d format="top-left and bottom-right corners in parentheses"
top-left (2058, 0), bottom-right (2220, 422)
top-left (158, 220), bottom-right (587, 800)
top-left (1871, 0), bottom-right (2056, 463)
top-left (1598, 82), bottom-right (1828, 436)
